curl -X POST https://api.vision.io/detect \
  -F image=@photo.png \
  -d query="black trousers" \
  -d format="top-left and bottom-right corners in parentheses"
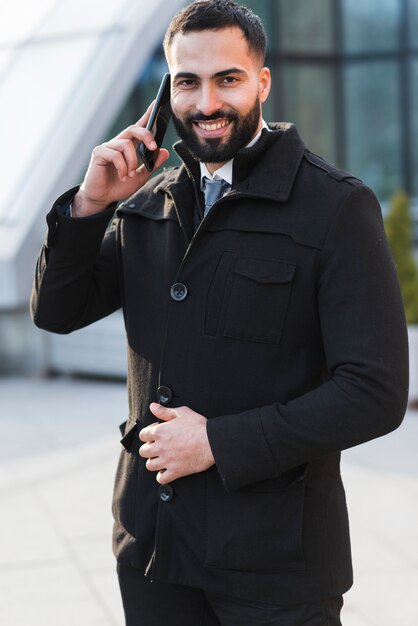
top-left (117, 565), bottom-right (344, 626)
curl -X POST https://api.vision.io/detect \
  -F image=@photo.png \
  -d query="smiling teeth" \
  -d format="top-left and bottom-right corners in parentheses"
top-left (197, 120), bottom-right (230, 131)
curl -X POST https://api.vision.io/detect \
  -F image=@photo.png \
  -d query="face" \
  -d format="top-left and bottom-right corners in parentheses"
top-left (167, 27), bottom-right (271, 171)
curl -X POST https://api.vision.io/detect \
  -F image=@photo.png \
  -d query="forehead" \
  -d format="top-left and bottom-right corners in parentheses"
top-left (167, 27), bottom-right (257, 75)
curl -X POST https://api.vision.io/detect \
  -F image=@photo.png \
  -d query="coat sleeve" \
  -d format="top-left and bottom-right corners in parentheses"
top-left (30, 187), bottom-right (121, 334)
top-left (206, 185), bottom-right (409, 491)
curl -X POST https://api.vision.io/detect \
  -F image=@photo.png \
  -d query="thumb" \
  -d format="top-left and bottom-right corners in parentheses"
top-left (150, 402), bottom-right (176, 422)
top-left (137, 148), bottom-right (170, 185)
top-left (153, 148), bottom-right (170, 170)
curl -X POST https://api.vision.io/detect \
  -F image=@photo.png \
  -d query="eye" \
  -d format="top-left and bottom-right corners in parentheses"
top-left (178, 79), bottom-right (197, 88)
top-left (221, 76), bottom-right (238, 84)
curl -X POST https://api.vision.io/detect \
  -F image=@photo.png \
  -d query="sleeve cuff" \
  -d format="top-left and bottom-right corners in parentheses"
top-left (206, 408), bottom-right (278, 492)
top-left (46, 187), bottom-right (117, 255)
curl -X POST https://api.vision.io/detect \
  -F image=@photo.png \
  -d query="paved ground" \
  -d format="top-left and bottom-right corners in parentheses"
top-left (0, 375), bottom-right (417, 626)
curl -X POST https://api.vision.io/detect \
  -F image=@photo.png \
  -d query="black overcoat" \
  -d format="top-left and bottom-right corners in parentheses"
top-left (31, 124), bottom-right (408, 604)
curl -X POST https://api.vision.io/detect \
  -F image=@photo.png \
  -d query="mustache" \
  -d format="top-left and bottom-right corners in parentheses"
top-left (184, 110), bottom-right (239, 123)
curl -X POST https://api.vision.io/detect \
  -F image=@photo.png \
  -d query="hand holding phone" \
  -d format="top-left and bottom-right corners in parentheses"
top-left (137, 73), bottom-right (172, 172)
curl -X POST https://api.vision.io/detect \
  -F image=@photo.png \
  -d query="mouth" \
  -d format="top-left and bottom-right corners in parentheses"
top-left (193, 118), bottom-right (232, 138)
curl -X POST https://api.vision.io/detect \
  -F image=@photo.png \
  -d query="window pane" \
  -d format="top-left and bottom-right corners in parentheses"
top-left (342, 0), bottom-right (400, 52)
top-left (279, 0), bottom-right (334, 52)
top-left (412, 60), bottom-right (418, 196)
top-left (282, 65), bottom-right (336, 163)
top-left (410, 0), bottom-right (418, 47)
top-left (345, 62), bottom-right (402, 199)
top-left (237, 0), bottom-right (274, 45)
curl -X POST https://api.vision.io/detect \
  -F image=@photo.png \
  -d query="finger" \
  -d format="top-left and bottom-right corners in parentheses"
top-left (156, 468), bottom-right (171, 484)
top-left (110, 127), bottom-right (157, 177)
top-left (149, 402), bottom-right (177, 421)
top-left (135, 148), bottom-right (170, 182)
top-left (138, 424), bottom-right (158, 442)
top-left (102, 138), bottom-right (139, 176)
top-left (92, 145), bottom-right (130, 182)
top-left (117, 125), bottom-right (157, 153)
top-left (138, 441), bottom-right (155, 458)
top-left (145, 457), bottom-right (164, 472)
top-left (151, 148), bottom-right (170, 171)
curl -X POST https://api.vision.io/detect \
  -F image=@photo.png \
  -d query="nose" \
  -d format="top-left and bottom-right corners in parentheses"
top-left (196, 83), bottom-right (222, 116)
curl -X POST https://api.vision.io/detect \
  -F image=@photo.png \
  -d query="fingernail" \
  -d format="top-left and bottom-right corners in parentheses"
top-left (150, 141), bottom-right (157, 150)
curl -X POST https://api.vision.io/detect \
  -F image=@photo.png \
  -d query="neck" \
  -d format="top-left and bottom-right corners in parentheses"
top-left (205, 161), bottom-right (227, 176)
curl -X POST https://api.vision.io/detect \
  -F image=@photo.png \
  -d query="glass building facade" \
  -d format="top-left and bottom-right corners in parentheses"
top-left (108, 0), bottom-right (418, 202)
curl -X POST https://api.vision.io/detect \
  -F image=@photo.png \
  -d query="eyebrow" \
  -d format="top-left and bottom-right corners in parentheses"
top-left (173, 67), bottom-right (247, 81)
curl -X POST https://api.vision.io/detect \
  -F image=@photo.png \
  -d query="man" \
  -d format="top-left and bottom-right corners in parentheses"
top-left (31, 1), bottom-right (408, 624)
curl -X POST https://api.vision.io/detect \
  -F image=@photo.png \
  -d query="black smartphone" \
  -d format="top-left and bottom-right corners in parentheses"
top-left (137, 73), bottom-right (172, 172)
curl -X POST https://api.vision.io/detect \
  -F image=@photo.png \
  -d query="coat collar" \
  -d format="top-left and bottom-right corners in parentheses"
top-left (118, 123), bottom-right (306, 227)
top-left (167, 122), bottom-right (305, 203)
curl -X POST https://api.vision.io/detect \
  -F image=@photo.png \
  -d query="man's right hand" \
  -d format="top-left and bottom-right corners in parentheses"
top-left (72, 103), bottom-right (170, 217)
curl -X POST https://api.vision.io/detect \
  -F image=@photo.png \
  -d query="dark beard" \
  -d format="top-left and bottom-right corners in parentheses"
top-left (172, 96), bottom-right (261, 164)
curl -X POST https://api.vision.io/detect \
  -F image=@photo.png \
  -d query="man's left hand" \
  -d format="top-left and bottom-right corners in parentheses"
top-left (138, 404), bottom-right (215, 484)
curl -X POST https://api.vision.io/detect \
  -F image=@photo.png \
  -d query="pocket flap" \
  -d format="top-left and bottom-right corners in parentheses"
top-left (119, 418), bottom-right (138, 450)
top-left (234, 257), bottom-right (296, 284)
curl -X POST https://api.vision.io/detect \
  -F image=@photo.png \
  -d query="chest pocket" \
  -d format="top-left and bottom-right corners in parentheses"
top-left (206, 255), bottom-right (296, 344)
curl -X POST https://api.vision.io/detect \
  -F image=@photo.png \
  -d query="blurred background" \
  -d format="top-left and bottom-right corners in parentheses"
top-left (0, 1), bottom-right (418, 625)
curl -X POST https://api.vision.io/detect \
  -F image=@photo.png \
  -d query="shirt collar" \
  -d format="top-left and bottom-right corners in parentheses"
top-left (200, 120), bottom-right (270, 188)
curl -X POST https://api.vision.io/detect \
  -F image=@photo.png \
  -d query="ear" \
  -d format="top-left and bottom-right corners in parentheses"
top-left (258, 66), bottom-right (271, 104)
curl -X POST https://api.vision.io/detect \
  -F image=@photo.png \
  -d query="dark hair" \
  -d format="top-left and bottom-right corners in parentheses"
top-left (164, 0), bottom-right (267, 64)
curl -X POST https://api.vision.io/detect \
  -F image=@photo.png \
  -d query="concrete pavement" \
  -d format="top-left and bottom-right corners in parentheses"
top-left (0, 375), bottom-right (417, 625)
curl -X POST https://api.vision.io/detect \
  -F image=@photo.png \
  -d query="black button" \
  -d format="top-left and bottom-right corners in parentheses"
top-left (170, 283), bottom-right (188, 301)
top-left (156, 385), bottom-right (173, 405)
top-left (159, 485), bottom-right (174, 502)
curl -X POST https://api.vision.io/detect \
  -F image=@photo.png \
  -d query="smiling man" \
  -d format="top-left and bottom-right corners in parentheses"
top-left (31, 1), bottom-right (408, 625)
top-left (168, 25), bottom-right (270, 168)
